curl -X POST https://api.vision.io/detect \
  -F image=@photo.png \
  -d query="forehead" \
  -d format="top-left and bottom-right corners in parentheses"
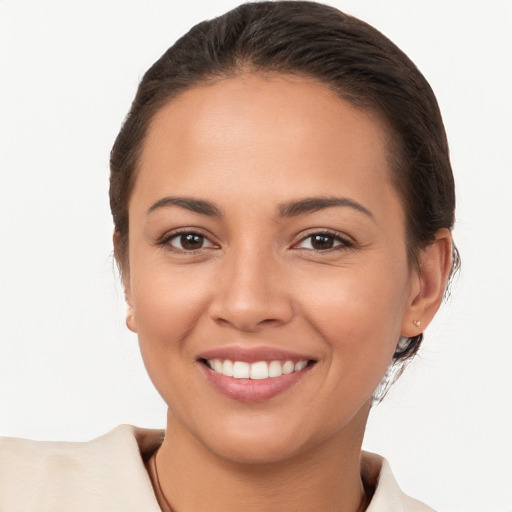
top-left (134, 73), bottom-right (399, 220)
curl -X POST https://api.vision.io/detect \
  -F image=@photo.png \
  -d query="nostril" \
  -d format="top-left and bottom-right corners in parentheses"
top-left (260, 318), bottom-right (280, 325)
top-left (211, 310), bottom-right (292, 332)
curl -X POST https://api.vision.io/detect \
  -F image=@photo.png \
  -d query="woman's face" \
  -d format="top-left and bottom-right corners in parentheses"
top-left (124, 74), bottom-right (421, 463)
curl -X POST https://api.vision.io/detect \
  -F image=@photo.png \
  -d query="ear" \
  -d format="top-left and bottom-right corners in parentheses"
top-left (113, 230), bottom-right (138, 334)
top-left (401, 228), bottom-right (453, 337)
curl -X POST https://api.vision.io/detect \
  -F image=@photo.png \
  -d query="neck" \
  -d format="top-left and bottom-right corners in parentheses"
top-left (154, 405), bottom-right (371, 512)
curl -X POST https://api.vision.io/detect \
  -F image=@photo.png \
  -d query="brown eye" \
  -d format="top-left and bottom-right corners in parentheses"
top-left (295, 232), bottom-right (352, 251)
top-left (168, 232), bottom-right (214, 251)
top-left (181, 234), bottom-right (204, 250)
top-left (310, 234), bottom-right (335, 250)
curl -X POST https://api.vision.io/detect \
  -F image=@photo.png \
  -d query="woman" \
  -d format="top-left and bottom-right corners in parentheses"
top-left (0, 2), bottom-right (457, 510)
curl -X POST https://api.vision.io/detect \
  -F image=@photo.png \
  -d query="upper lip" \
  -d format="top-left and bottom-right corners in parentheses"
top-left (198, 345), bottom-right (315, 364)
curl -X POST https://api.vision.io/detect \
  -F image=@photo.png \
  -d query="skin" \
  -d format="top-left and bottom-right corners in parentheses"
top-left (119, 74), bottom-right (452, 512)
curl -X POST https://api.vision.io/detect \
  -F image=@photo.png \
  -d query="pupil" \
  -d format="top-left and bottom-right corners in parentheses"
top-left (312, 235), bottom-right (333, 250)
top-left (181, 234), bottom-right (203, 250)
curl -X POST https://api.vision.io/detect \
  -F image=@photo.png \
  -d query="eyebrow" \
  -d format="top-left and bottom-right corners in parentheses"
top-left (278, 196), bottom-right (374, 220)
top-left (147, 196), bottom-right (222, 217)
top-left (147, 195), bottom-right (374, 221)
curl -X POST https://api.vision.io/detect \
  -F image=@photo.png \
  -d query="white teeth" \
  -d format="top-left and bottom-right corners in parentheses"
top-left (282, 360), bottom-right (295, 375)
top-left (295, 360), bottom-right (307, 371)
top-left (222, 359), bottom-right (234, 377)
top-left (206, 358), bottom-right (309, 379)
top-left (268, 360), bottom-right (283, 378)
top-left (232, 361), bottom-right (250, 379)
top-left (250, 361), bottom-right (269, 380)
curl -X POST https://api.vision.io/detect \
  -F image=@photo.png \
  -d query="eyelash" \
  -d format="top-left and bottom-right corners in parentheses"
top-left (158, 228), bottom-right (354, 254)
top-left (293, 230), bottom-right (355, 252)
top-left (157, 228), bottom-right (218, 253)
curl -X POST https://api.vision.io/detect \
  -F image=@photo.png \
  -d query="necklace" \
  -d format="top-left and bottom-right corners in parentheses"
top-left (147, 451), bottom-right (371, 512)
top-left (148, 452), bottom-right (174, 512)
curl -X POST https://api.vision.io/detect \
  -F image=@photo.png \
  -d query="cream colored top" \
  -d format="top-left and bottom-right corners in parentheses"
top-left (0, 425), bottom-right (435, 511)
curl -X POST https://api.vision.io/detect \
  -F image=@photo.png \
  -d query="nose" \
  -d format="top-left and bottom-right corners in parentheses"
top-left (208, 247), bottom-right (294, 332)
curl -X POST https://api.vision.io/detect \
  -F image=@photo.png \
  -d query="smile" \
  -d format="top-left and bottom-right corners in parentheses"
top-left (198, 348), bottom-right (316, 402)
top-left (205, 359), bottom-right (309, 379)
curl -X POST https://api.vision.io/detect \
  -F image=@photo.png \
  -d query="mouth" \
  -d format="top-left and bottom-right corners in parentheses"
top-left (201, 358), bottom-right (311, 380)
top-left (197, 347), bottom-right (316, 402)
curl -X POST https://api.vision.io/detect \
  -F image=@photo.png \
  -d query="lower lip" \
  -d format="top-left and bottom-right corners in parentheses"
top-left (199, 362), bottom-right (313, 402)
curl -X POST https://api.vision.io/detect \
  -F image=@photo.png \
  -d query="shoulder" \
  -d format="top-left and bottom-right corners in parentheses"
top-left (362, 451), bottom-right (436, 512)
top-left (0, 425), bottom-right (164, 512)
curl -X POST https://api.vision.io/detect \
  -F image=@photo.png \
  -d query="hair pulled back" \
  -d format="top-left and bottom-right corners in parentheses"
top-left (110, 1), bottom-right (458, 374)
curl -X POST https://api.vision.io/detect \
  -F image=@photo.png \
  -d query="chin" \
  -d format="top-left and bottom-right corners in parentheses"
top-left (174, 408), bottom-right (313, 466)
top-left (205, 430), bottom-right (310, 466)
top-left (185, 404), bottom-right (363, 467)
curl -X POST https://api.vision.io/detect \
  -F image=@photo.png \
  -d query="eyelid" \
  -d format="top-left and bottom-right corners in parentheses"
top-left (157, 227), bottom-right (220, 252)
top-left (292, 229), bottom-right (355, 251)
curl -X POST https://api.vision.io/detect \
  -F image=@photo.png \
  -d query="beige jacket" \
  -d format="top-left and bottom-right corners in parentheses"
top-left (0, 425), bottom-right (434, 511)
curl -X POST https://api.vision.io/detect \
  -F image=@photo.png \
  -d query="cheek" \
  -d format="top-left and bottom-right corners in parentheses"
top-left (132, 263), bottom-right (210, 339)
top-left (290, 265), bottom-right (409, 435)
top-left (295, 257), bottom-right (410, 380)
top-left (299, 255), bottom-right (408, 329)
top-left (129, 261), bottom-right (214, 391)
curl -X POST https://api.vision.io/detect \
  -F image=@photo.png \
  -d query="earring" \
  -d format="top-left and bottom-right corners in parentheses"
top-left (413, 320), bottom-right (421, 328)
top-left (394, 335), bottom-right (411, 356)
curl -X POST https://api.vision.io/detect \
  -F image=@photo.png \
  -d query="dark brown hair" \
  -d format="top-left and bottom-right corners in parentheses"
top-left (110, 1), bottom-right (458, 370)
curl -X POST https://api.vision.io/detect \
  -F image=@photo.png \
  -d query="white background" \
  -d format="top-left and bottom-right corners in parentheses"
top-left (1, 1), bottom-right (511, 511)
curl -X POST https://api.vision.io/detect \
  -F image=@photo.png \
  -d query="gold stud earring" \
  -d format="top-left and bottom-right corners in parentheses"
top-left (413, 320), bottom-right (421, 328)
